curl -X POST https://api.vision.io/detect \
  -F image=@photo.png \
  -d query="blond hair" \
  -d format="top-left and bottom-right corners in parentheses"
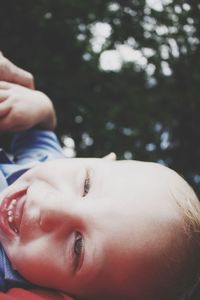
top-left (169, 173), bottom-right (200, 298)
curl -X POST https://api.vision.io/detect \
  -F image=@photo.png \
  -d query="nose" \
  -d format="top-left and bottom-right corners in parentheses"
top-left (39, 191), bottom-right (81, 234)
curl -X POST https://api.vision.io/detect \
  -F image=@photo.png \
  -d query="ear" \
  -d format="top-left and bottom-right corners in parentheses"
top-left (102, 152), bottom-right (117, 161)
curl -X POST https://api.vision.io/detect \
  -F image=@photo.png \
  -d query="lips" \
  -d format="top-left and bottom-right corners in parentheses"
top-left (0, 189), bottom-right (27, 238)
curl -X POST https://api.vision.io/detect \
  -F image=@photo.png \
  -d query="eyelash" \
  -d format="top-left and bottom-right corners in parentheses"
top-left (82, 170), bottom-right (90, 197)
top-left (74, 231), bottom-right (83, 259)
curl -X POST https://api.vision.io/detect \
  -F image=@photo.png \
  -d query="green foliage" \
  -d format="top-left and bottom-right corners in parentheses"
top-left (0, 0), bottom-right (199, 193)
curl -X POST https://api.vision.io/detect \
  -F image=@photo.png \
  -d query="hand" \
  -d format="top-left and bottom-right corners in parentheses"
top-left (0, 81), bottom-right (56, 131)
top-left (0, 51), bottom-right (34, 89)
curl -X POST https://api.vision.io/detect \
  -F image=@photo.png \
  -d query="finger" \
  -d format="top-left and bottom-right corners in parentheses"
top-left (0, 90), bottom-right (9, 102)
top-left (10, 67), bottom-right (35, 89)
top-left (0, 81), bottom-right (10, 89)
top-left (0, 55), bottom-right (35, 89)
top-left (102, 152), bottom-right (117, 161)
top-left (0, 98), bottom-right (12, 117)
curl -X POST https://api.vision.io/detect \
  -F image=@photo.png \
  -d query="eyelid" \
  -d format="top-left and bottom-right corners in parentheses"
top-left (82, 168), bottom-right (91, 197)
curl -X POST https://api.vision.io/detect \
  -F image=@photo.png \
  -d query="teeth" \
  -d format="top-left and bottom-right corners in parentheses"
top-left (7, 204), bottom-right (13, 210)
top-left (7, 199), bottom-right (17, 231)
top-left (7, 199), bottom-right (17, 211)
top-left (13, 228), bottom-right (18, 233)
top-left (8, 216), bottom-right (13, 223)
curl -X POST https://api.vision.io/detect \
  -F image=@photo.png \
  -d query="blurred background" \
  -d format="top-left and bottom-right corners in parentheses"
top-left (0, 0), bottom-right (199, 194)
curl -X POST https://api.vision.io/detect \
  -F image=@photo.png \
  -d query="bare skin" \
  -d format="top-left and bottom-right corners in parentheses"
top-left (0, 81), bottom-right (56, 131)
top-left (0, 52), bottom-right (34, 89)
top-left (0, 158), bottom-right (188, 300)
top-left (0, 52), bottom-right (55, 131)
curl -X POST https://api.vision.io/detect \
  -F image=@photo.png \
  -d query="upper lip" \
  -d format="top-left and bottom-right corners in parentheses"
top-left (0, 189), bottom-right (27, 235)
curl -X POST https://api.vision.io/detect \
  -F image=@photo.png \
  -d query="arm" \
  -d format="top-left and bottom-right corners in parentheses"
top-left (0, 54), bottom-right (62, 163)
top-left (0, 52), bottom-right (34, 89)
top-left (0, 82), bottom-right (64, 163)
top-left (0, 52), bottom-right (55, 131)
top-left (0, 81), bottom-right (61, 164)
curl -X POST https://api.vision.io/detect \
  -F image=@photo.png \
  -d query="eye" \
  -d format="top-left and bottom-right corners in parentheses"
top-left (73, 232), bottom-right (84, 271)
top-left (82, 171), bottom-right (90, 197)
top-left (74, 232), bottom-right (83, 257)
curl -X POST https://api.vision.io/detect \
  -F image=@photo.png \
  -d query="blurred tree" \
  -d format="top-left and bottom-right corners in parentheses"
top-left (0, 0), bottom-right (199, 193)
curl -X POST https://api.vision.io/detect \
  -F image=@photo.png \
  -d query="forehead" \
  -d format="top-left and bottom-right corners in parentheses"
top-left (95, 159), bottom-right (175, 206)
top-left (24, 158), bottom-right (176, 212)
top-left (19, 157), bottom-right (178, 223)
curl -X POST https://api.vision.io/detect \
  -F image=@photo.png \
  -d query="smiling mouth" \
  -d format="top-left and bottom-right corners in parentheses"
top-left (0, 189), bottom-right (27, 237)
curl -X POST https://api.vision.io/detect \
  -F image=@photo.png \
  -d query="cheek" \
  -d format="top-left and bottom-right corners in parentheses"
top-left (7, 243), bottom-right (39, 274)
top-left (5, 238), bottom-right (51, 276)
top-left (10, 244), bottom-right (56, 286)
top-left (11, 238), bottom-right (68, 289)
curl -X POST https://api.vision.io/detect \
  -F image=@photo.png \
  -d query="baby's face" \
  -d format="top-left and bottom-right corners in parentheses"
top-left (0, 158), bottom-right (181, 299)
